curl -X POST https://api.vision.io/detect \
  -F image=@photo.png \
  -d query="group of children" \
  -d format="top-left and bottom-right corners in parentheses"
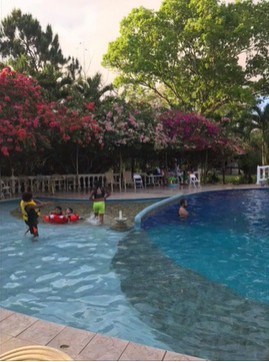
top-left (20, 180), bottom-right (110, 239)
top-left (20, 192), bottom-right (79, 239)
top-left (49, 206), bottom-right (74, 217)
top-left (20, 185), bottom-right (189, 239)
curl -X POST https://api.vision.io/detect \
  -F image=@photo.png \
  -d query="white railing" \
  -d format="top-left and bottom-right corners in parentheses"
top-left (256, 165), bottom-right (269, 185)
top-left (0, 174), bottom-right (107, 195)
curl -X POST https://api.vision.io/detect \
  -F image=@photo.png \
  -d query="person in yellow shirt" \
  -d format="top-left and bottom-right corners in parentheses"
top-left (20, 192), bottom-right (50, 238)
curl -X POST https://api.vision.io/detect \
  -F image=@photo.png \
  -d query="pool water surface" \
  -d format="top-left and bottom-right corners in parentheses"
top-left (1, 190), bottom-right (269, 361)
top-left (0, 201), bottom-right (169, 351)
top-left (142, 189), bottom-right (269, 304)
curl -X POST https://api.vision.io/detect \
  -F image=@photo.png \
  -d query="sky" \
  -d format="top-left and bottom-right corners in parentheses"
top-left (1, 0), bottom-right (163, 83)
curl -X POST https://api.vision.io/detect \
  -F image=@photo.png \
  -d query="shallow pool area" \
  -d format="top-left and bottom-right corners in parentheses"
top-left (0, 201), bottom-right (169, 351)
top-left (1, 189), bottom-right (269, 361)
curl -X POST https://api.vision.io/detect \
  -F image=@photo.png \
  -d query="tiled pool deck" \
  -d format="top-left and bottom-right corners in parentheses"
top-left (0, 184), bottom-right (262, 360)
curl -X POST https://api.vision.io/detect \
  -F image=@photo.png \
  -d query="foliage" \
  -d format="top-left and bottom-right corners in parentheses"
top-left (251, 104), bottom-right (269, 165)
top-left (0, 9), bottom-right (66, 72)
top-left (97, 99), bottom-right (157, 151)
top-left (102, 0), bottom-right (269, 116)
top-left (156, 110), bottom-right (233, 153)
top-left (0, 67), bottom-right (102, 175)
top-left (74, 72), bottom-right (114, 109)
top-left (0, 66), bottom-right (61, 157)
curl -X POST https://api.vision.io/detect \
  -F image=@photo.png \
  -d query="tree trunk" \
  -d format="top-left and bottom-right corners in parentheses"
top-left (119, 149), bottom-right (123, 180)
top-left (202, 150), bottom-right (208, 184)
top-left (76, 146), bottom-right (79, 189)
top-left (222, 160), bottom-right (226, 184)
top-left (262, 139), bottom-right (269, 165)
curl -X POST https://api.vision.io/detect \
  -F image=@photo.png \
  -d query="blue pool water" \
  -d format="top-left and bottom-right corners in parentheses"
top-left (0, 200), bottom-right (169, 351)
top-left (142, 189), bottom-right (269, 304)
top-left (1, 190), bottom-right (269, 361)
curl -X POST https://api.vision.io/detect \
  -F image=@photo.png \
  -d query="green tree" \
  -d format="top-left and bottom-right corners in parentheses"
top-left (251, 104), bottom-right (269, 165)
top-left (74, 72), bottom-right (114, 109)
top-left (102, 0), bottom-right (269, 116)
top-left (0, 9), bottom-right (66, 73)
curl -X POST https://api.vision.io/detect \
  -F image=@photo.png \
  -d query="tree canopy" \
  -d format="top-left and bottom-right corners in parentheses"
top-left (0, 9), bottom-right (66, 72)
top-left (102, 0), bottom-right (269, 116)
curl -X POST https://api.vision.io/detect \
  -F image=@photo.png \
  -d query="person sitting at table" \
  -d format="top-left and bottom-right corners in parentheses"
top-left (153, 167), bottom-right (161, 175)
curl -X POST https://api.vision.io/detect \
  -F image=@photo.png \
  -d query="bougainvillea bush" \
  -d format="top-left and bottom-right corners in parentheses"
top-left (157, 110), bottom-right (232, 152)
top-left (0, 67), bottom-right (102, 173)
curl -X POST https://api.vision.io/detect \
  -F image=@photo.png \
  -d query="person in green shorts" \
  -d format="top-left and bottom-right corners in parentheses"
top-left (89, 180), bottom-right (111, 225)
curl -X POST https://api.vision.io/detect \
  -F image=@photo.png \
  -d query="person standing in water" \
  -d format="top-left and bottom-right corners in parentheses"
top-left (178, 199), bottom-right (189, 217)
top-left (20, 192), bottom-right (50, 238)
top-left (89, 180), bottom-right (111, 225)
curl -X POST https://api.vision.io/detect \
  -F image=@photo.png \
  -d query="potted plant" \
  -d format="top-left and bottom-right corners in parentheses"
top-left (168, 176), bottom-right (176, 185)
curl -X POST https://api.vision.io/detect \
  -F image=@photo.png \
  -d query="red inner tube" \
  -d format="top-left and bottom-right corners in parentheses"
top-left (43, 214), bottom-right (80, 223)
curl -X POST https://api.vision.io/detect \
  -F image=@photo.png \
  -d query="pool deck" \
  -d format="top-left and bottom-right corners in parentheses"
top-left (32, 183), bottom-right (260, 201)
top-left (0, 184), bottom-right (264, 360)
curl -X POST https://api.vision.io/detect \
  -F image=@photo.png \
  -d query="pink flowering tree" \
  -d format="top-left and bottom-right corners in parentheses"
top-left (97, 100), bottom-right (157, 172)
top-left (55, 100), bottom-right (102, 174)
top-left (154, 110), bottom-right (239, 180)
top-left (0, 67), bottom-right (102, 175)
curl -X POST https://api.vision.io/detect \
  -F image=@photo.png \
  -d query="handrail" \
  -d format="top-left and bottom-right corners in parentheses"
top-left (256, 165), bottom-right (269, 185)
top-left (1, 174), bottom-right (106, 194)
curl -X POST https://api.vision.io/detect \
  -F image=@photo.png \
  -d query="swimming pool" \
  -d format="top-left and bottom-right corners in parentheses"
top-left (114, 189), bottom-right (269, 361)
top-left (0, 200), bottom-right (169, 351)
top-left (1, 190), bottom-right (269, 361)
top-left (142, 189), bottom-right (269, 304)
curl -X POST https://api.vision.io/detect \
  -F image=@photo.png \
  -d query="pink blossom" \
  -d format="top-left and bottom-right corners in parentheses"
top-left (17, 129), bottom-right (27, 140)
top-left (1, 146), bottom-right (9, 156)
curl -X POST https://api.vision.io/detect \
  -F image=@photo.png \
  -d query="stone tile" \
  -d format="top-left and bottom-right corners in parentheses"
top-left (17, 319), bottom-right (65, 345)
top-left (78, 333), bottom-right (129, 361)
top-left (163, 351), bottom-right (205, 361)
top-left (119, 342), bottom-right (166, 361)
top-left (179, 354), bottom-right (206, 361)
top-left (0, 313), bottom-right (38, 337)
top-left (0, 337), bottom-right (39, 354)
top-left (47, 326), bottom-right (96, 358)
top-left (0, 333), bottom-right (13, 345)
top-left (74, 355), bottom-right (91, 361)
top-left (0, 308), bottom-right (14, 322)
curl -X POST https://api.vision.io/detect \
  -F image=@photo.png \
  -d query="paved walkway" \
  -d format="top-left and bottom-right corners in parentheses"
top-left (0, 308), bottom-right (205, 361)
top-left (31, 183), bottom-right (258, 201)
top-left (0, 184), bottom-right (261, 360)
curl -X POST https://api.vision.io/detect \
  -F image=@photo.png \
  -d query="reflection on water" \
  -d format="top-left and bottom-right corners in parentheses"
top-left (0, 201), bottom-right (169, 351)
top-left (112, 229), bottom-right (269, 361)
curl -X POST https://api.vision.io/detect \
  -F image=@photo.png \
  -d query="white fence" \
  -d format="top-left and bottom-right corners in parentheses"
top-left (0, 174), bottom-right (107, 195)
top-left (256, 165), bottom-right (269, 185)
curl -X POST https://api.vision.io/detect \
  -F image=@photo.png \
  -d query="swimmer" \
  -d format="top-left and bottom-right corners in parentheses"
top-left (65, 207), bottom-right (73, 216)
top-left (178, 199), bottom-right (189, 217)
top-left (49, 206), bottom-right (63, 215)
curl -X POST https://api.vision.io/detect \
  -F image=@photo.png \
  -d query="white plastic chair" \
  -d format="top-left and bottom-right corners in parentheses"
top-left (123, 171), bottom-right (136, 191)
top-left (189, 173), bottom-right (201, 188)
top-left (133, 174), bottom-right (143, 188)
top-left (1, 180), bottom-right (12, 198)
top-left (105, 171), bottom-right (121, 192)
